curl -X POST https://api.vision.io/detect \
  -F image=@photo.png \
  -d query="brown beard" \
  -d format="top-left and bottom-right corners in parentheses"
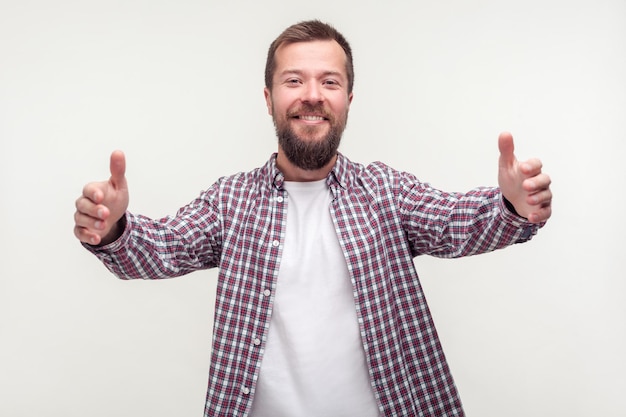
top-left (273, 103), bottom-right (348, 171)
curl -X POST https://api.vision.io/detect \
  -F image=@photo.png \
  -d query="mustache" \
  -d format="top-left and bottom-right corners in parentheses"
top-left (286, 103), bottom-right (333, 120)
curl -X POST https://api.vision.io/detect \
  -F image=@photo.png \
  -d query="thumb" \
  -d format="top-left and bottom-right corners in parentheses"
top-left (109, 150), bottom-right (126, 186)
top-left (498, 131), bottom-right (516, 168)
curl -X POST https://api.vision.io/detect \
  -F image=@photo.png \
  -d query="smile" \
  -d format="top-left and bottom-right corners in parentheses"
top-left (294, 115), bottom-right (327, 121)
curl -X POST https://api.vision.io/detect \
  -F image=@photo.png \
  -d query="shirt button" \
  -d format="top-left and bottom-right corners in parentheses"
top-left (272, 240), bottom-right (280, 247)
top-left (253, 338), bottom-right (261, 346)
top-left (242, 386), bottom-right (250, 395)
top-left (276, 196), bottom-right (284, 203)
top-left (263, 289), bottom-right (271, 297)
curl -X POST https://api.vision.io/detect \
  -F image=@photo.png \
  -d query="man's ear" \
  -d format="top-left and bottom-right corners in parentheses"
top-left (264, 87), bottom-right (273, 116)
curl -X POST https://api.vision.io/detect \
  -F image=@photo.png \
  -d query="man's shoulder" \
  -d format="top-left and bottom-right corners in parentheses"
top-left (338, 154), bottom-right (411, 187)
top-left (212, 155), bottom-right (278, 193)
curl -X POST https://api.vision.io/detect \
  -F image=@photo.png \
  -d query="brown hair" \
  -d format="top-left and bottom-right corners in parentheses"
top-left (264, 20), bottom-right (354, 94)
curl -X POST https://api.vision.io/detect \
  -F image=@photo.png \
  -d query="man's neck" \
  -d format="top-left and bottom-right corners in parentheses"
top-left (276, 151), bottom-right (337, 182)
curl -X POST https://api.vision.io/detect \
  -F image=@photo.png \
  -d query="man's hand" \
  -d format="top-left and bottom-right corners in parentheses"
top-left (498, 132), bottom-right (552, 223)
top-left (74, 150), bottom-right (129, 245)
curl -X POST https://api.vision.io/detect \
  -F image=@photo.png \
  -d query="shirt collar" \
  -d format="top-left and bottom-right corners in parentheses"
top-left (268, 153), bottom-right (285, 190)
top-left (267, 152), bottom-right (350, 191)
top-left (328, 153), bottom-right (349, 190)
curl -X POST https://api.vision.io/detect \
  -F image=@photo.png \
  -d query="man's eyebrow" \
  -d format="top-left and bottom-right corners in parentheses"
top-left (279, 69), bottom-right (344, 78)
top-left (278, 69), bottom-right (303, 77)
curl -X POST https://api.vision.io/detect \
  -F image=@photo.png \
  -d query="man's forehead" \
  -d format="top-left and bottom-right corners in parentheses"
top-left (274, 40), bottom-right (348, 74)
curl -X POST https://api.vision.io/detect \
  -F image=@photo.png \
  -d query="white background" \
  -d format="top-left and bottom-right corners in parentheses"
top-left (1, 1), bottom-right (625, 416)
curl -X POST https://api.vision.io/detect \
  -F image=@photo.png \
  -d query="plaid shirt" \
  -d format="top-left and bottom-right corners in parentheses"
top-left (88, 153), bottom-right (541, 416)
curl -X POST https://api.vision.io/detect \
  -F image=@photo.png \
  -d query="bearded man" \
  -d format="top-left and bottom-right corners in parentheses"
top-left (74, 20), bottom-right (552, 417)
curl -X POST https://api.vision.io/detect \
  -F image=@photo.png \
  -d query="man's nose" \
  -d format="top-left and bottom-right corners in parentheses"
top-left (302, 82), bottom-right (323, 103)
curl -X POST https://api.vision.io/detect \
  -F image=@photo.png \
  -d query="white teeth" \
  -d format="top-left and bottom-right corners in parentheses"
top-left (300, 115), bottom-right (324, 121)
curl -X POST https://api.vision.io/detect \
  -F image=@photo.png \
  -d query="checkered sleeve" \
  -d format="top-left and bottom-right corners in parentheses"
top-left (83, 182), bottom-right (223, 280)
top-left (396, 170), bottom-right (542, 258)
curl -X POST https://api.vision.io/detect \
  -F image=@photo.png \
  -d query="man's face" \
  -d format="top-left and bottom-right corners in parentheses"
top-left (264, 40), bottom-right (353, 171)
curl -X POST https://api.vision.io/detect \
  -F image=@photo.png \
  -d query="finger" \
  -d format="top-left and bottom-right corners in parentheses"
top-left (74, 225), bottom-right (102, 245)
top-left (75, 194), bottom-right (98, 217)
top-left (523, 173), bottom-right (552, 192)
top-left (75, 194), bottom-right (111, 220)
top-left (526, 188), bottom-right (552, 206)
top-left (110, 150), bottom-right (126, 186)
top-left (74, 207), bottom-right (109, 231)
top-left (528, 205), bottom-right (552, 224)
top-left (82, 182), bottom-right (106, 204)
top-left (498, 132), bottom-right (516, 168)
top-left (520, 158), bottom-right (543, 177)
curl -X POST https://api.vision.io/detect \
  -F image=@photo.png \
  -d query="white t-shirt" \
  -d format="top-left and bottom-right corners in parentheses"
top-left (249, 179), bottom-right (380, 417)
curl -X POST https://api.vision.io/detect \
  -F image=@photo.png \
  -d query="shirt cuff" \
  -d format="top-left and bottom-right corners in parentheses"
top-left (498, 195), bottom-right (542, 243)
top-left (81, 212), bottom-right (131, 254)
